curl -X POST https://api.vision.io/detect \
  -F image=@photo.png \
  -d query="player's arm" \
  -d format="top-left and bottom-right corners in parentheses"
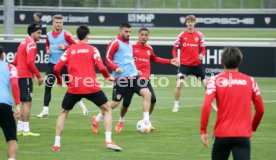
top-left (251, 78), bottom-right (265, 131)
top-left (26, 42), bottom-right (41, 79)
top-left (8, 64), bottom-right (20, 105)
top-left (46, 34), bottom-right (50, 54)
top-left (150, 50), bottom-right (173, 65)
top-left (198, 32), bottom-right (206, 60)
top-left (62, 31), bottom-right (76, 50)
top-left (54, 50), bottom-right (69, 86)
top-left (93, 48), bottom-right (111, 80)
top-left (105, 40), bottom-right (120, 71)
top-left (200, 77), bottom-right (216, 147)
top-left (172, 32), bottom-right (182, 58)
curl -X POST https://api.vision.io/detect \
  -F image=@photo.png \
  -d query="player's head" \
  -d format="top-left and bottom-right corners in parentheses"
top-left (221, 47), bottom-right (243, 69)
top-left (0, 45), bottom-right (4, 60)
top-left (138, 27), bottom-right (149, 45)
top-left (76, 25), bottom-right (90, 41)
top-left (33, 12), bottom-right (42, 22)
top-left (185, 15), bottom-right (196, 30)
top-left (119, 22), bottom-right (131, 40)
top-left (52, 15), bottom-right (63, 31)
top-left (27, 22), bottom-right (42, 41)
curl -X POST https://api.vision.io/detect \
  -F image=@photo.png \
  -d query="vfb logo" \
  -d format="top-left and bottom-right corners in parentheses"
top-left (128, 13), bottom-right (155, 23)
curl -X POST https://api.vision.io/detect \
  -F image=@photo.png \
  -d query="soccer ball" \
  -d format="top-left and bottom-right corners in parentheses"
top-left (136, 120), bottom-right (151, 134)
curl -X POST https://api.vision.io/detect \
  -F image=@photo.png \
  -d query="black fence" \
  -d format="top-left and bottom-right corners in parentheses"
top-left (0, 10), bottom-right (274, 28)
top-left (1, 41), bottom-right (276, 77)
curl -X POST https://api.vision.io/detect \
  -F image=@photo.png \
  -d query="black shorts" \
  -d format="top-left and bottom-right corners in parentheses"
top-left (62, 91), bottom-right (108, 110)
top-left (177, 64), bottom-right (206, 81)
top-left (0, 103), bottom-right (17, 142)
top-left (18, 78), bottom-right (33, 102)
top-left (45, 63), bottom-right (69, 87)
top-left (112, 77), bottom-right (148, 102)
top-left (122, 81), bottom-right (156, 108)
top-left (212, 137), bottom-right (250, 160)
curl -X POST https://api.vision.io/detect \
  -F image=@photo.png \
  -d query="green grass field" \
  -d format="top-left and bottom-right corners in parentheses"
top-left (1, 26), bottom-right (276, 38)
top-left (0, 75), bottom-right (275, 160)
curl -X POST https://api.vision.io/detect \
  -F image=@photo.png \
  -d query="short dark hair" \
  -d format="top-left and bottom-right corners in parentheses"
top-left (76, 25), bottom-right (90, 40)
top-left (120, 22), bottom-right (131, 29)
top-left (0, 45), bottom-right (3, 56)
top-left (34, 12), bottom-right (42, 19)
top-left (27, 22), bottom-right (42, 35)
top-left (221, 47), bottom-right (243, 69)
top-left (139, 27), bottom-right (149, 33)
top-left (185, 15), bottom-right (196, 23)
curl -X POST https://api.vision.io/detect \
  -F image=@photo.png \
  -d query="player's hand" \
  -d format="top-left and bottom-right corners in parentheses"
top-left (198, 54), bottom-right (204, 61)
top-left (201, 134), bottom-right (209, 148)
top-left (58, 44), bottom-right (66, 50)
top-left (137, 70), bottom-right (142, 76)
top-left (13, 104), bottom-right (21, 119)
top-left (171, 58), bottom-right (179, 67)
top-left (106, 76), bottom-right (114, 82)
top-left (115, 68), bottom-right (122, 74)
top-left (46, 49), bottom-right (50, 55)
top-left (56, 77), bottom-right (63, 87)
top-left (37, 77), bottom-right (44, 86)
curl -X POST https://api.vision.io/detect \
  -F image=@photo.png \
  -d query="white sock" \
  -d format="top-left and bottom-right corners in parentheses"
top-left (8, 158), bottom-right (16, 160)
top-left (23, 122), bottom-right (30, 132)
top-left (78, 100), bottom-right (86, 109)
top-left (119, 117), bottom-right (125, 122)
top-left (96, 112), bottom-right (104, 122)
top-left (105, 132), bottom-right (112, 143)
top-left (174, 101), bottom-right (179, 108)
top-left (143, 112), bottom-right (150, 122)
top-left (17, 120), bottom-right (23, 132)
top-left (43, 106), bottom-right (49, 113)
top-left (54, 136), bottom-right (61, 147)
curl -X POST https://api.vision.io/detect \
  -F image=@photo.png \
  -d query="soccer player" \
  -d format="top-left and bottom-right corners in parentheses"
top-left (92, 23), bottom-right (152, 134)
top-left (33, 12), bottom-right (47, 35)
top-left (14, 22), bottom-right (43, 136)
top-left (114, 27), bottom-right (179, 132)
top-left (37, 15), bottom-right (88, 118)
top-left (52, 25), bottom-right (122, 151)
top-left (200, 47), bottom-right (264, 160)
top-left (0, 45), bottom-right (21, 160)
top-left (171, 15), bottom-right (215, 112)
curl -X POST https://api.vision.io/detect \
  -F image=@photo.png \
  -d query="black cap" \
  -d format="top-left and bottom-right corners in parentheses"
top-left (27, 22), bottom-right (42, 35)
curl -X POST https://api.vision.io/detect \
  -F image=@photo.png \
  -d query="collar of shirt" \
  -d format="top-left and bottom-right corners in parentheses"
top-left (52, 29), bottom-right (63, 38)
top-left (117, 34), bottom-right (129, 44)
top-left (27, 36), bottom-right (35, 42)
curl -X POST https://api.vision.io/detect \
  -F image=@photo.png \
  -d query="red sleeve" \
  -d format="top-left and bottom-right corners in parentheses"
top-left (8, 64), bottom-right (20, 105)
top-left (64, 31), bottom-right (76, 50)
top-left (46, 34), bottom-right (50, 51)
top-left (172, 32), bottom-right (183, 58)
top-left (251, 78), bottom-right (264, 131)
top-left (150, 50), bottom-right (171, 64)
top-left (26, 42), bottom-right (41, 79)
top-left (200, 76), bottom-right (216, 134)
top-left (13, 53), bottom-right (18, 66)
top-left (54, 50), bottom-right (70, 85)
top-left (105, 40), bottom-right (119, 71)
top-left (199, 32), bottom-right (206, 56)
top-left (93, 48), bottom-right (110, 79)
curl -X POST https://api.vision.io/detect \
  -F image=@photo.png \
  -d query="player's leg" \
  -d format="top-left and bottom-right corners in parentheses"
top-left (212, 137), bottom-right (232, 160)
top-left (18, 78), bottom-right (38, 136)
top-left (147, 82), bottom-right (157, 132)
top-left (37, 63), bottom-right (55, 118)
top-left (53, 92), bottom-right (80, 151)
top-left (85, 91), bottom-right (122, 151)
top-left (193, 65), bottom-right (217, 111)
top-left (173, 65), bottom-right (189, 112)
top-left (132, 78), bottom-right (151, 123)
top-left (115, 89), bottom-right (134, 132)
top-left (92, 79), bottom-right (126, 133)
top-left (232, 138), bottom-right (250, 160)
top-left (0, 104), bottom-right (18, 159)
top-left (61, 66), bottom-right (88, 116)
